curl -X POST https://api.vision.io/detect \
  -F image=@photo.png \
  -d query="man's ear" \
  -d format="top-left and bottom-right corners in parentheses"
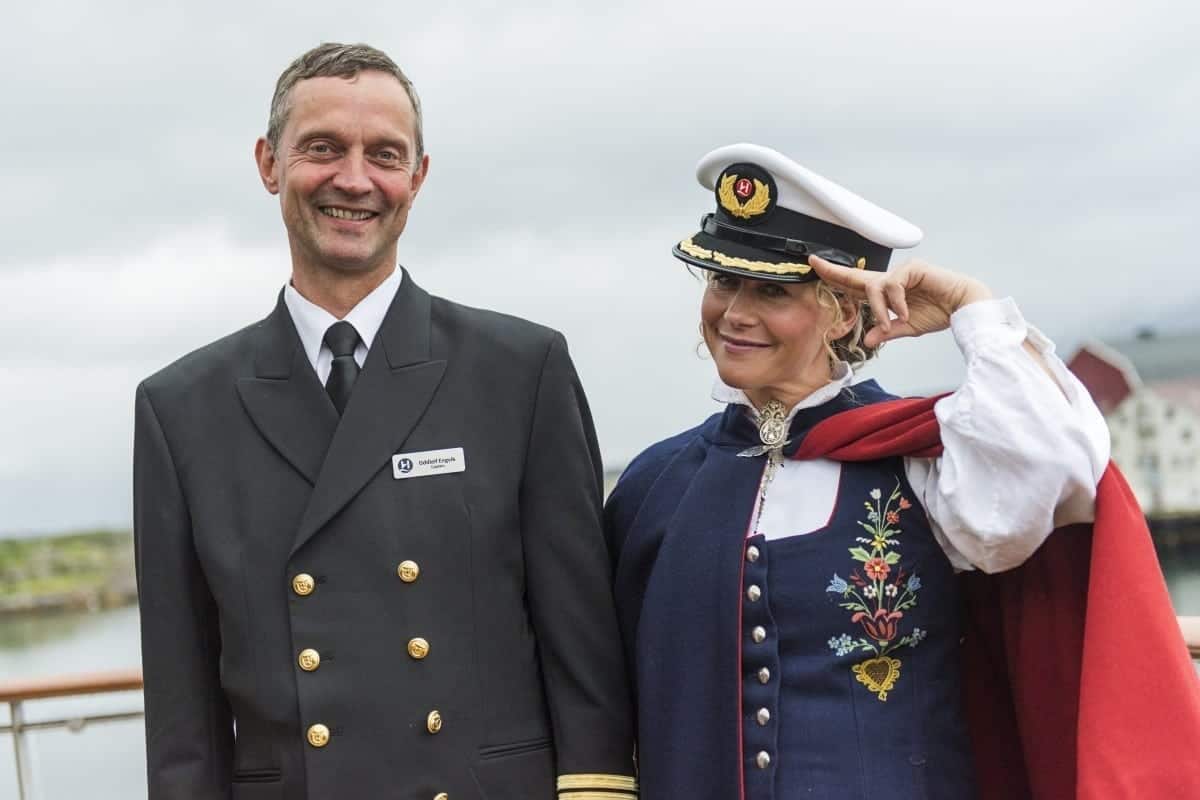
top-left (409, 153), bottom-right (431, 197)
top-left (254, 137), bottom-right (279, 194)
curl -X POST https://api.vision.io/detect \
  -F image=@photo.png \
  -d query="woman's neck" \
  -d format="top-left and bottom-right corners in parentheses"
top-left (743, 364), bottom-right (841, 413)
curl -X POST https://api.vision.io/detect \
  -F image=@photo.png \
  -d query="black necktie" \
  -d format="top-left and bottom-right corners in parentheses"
top-left (324, 321), bottom-right (361, 415)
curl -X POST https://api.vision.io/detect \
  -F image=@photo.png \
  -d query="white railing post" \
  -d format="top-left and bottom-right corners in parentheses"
top-left (11, 700), bottom-right (32, 800)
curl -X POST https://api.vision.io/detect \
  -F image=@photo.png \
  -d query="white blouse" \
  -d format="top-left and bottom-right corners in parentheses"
top-left (714, 297), bottom-right (1111, 573)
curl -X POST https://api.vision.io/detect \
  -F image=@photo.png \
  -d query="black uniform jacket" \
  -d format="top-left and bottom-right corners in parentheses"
top-left (134, 270), bottom-right (637, 800)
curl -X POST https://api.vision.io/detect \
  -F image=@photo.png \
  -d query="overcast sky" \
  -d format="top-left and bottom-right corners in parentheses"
top-left (2, 0), bottom-right (1197, 535)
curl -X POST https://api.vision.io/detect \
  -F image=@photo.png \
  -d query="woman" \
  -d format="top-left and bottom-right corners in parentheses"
top-left (604, 144), bottom-right (1200, 800)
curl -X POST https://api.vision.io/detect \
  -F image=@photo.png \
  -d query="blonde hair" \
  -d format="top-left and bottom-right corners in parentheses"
top-left (814, 280), bottom-right (880, 370)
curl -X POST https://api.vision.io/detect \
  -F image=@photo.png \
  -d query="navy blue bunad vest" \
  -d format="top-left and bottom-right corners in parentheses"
top-left (604, 382), bottom-right (976, 800)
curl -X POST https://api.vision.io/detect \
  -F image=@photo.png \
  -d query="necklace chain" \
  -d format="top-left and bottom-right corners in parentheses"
top-left (749, 398), bottom-right (789, 537)
top-left (751, 449), bottom-right (783, 537)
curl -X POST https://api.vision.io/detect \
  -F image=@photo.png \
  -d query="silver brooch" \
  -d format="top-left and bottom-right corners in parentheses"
top-left (738, 399), bottom-right (791, 458)
top-left (757, 399), bottom-right (788, 448)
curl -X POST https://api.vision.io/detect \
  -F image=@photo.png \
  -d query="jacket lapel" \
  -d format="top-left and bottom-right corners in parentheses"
top-left (237, 293), bottom-right (339, 485)
top-left (290, 271), bottom-right (446, 557)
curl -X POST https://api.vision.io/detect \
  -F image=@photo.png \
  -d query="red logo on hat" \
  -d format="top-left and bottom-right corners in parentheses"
top-left (735, 178), bottom-right (754, 199)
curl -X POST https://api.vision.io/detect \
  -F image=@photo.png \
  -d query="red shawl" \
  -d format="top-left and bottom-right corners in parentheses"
top-left (794, 396), bottom-right (1200, 799)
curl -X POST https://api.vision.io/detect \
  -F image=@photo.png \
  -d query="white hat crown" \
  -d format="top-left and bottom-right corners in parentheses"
top-left (695, 143), bottom-right (923, 249)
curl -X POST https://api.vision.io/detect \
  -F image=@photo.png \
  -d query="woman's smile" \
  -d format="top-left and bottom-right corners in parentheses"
top-left (717, 331), bottom-right (772, 354)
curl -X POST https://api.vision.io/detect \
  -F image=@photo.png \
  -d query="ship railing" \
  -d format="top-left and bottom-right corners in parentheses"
top-left (0, 668), bottom-right (143, 800)
top-left (2, 620), bottom-right (1199, 800)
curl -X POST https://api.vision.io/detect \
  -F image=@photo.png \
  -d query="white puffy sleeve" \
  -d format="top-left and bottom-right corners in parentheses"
top-left (904, 298), bottom-right (1111, 573)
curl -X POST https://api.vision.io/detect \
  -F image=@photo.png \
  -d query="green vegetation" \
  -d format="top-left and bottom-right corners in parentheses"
top-left (0, 529), bottom-right (136, 614)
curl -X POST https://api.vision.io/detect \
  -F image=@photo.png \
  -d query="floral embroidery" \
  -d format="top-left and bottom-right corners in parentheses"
top-left (824, 481), bottom-right (924, 702)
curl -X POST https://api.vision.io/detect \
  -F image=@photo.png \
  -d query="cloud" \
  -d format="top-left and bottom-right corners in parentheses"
top-left (2, 0), bottom-right (1197, 533)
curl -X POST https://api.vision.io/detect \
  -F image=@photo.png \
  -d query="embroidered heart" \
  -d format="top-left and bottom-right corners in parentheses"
top-left (853, 656), bottom-right (902, 702)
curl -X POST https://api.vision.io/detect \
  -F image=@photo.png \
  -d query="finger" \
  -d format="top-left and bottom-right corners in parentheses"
top-left (883, 280), bottom-right (909, 323)
top-left (864, 319), bottom-right (919, 348)
top-left (864, 281), bottom-right (892, 334)
top-left (808, 255), bottom-right (869, 296)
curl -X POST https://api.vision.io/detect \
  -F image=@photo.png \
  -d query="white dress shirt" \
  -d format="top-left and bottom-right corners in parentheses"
top-left (283, 268), bottom-right (403, 385)
top-left (715, 297), bottom-right (1111, 573)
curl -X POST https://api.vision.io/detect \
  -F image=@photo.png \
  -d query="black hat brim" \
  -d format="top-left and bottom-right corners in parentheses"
top-left (672, 229), bottom-right (817, 283)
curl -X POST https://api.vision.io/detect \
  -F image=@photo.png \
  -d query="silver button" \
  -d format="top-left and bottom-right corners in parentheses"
top-left (756, 751), bottom-right (771, 769)
top-left (757, 667), bottom-right (770, 684)
top-left (756, 708), bottom-right (771, 726)
top-left (752, 626), bottom-right (767, 644)
top-left (746, 585), bottom-right (761, 602)
top-left (746, 545), bottom-right (760, 563)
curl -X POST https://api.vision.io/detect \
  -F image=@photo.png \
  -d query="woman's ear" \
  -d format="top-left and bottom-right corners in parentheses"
top-left (832, 293), bottom-right (860, 340)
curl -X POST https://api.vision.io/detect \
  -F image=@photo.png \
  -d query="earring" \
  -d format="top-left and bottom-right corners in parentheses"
top-left (696, 323), bottom-right (711, 360)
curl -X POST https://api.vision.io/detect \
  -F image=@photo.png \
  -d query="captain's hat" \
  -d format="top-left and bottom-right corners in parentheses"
top-left (672, 143), bottom-right (922, 282)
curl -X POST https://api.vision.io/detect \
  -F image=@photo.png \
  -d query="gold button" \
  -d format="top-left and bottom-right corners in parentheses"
top-left (398, 560), bottom-right (421, 583)
top-left (758, 667), bottom-right (771, 684)
top-left (746, 545), bottom-right (760, 563)
top-left (298, 648), bottom-right (321, 672)
top-left (746, 584), bottom-right (762, 602)
top-left (434, 794), bottom-right (449, 800)
top-left (307, 723), bottom-right (330, 748)
top-left (752, 626), bottom-right (767, 644)
top-left (292, 573), bottom-right (315, 596)
top-left (756, 750), bottom-right (771, 769)
top-left (408, 637), bottom-right (430, 660)
top-left (426, 709), bottom-right (443, 734)
top-left (756, 708), bottom-right (771, 726)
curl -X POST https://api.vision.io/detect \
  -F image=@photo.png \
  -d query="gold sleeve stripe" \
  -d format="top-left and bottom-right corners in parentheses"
top-left (557, 793), bottom-right (637, 800)
top-left (557, 773), bottom-right (638, 792)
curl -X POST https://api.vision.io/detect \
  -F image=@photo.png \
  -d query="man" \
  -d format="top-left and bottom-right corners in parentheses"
top-left (134, 43), bottom-right (637, 800)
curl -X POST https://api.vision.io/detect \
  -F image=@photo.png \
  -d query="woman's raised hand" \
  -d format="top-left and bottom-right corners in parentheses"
top-left (809, 256), bottom-right (993, 348)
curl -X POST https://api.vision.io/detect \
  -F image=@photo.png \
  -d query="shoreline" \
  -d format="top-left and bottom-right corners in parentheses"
top-left (0, 584), bottom-right (138, 618)
top-left (0, 530), bottom-right (136, 619)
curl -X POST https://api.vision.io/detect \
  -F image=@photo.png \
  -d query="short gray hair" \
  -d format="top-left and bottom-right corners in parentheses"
top-left (266, 42), bottom-right (424, 158)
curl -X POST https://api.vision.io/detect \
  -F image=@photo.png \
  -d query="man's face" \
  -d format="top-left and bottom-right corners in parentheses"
top-left (255, 71), bottom-right (428, 278)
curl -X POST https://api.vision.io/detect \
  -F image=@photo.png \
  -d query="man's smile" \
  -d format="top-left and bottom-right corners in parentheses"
top-left (319, 206), bottom-right (378, 221)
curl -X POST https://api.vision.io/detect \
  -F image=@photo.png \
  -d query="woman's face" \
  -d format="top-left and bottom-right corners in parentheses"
top-left (700, 271), bottom-right (854, 404)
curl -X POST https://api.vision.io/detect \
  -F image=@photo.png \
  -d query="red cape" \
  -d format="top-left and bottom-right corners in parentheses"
top-left (794, 396), bottom-right (1200, 799)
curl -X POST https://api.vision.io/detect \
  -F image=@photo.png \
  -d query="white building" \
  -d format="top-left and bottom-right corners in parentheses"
top-left (1069, 331), bottom-right (1200, 517)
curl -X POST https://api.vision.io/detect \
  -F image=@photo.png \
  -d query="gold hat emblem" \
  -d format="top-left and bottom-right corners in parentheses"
top-left (718, 173), bottom-right (771, 220)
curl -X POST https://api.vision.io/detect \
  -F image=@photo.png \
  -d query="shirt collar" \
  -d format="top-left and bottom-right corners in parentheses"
top-left (283, 267), bottom-right (402, 365)
top-left (711, 361), bottom-right (855, 425)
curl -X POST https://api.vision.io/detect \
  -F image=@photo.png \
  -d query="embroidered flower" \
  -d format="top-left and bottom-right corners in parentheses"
top-left (831, 481), bottom-right (926, 702)
top-left (864, 558), bottom-right (890, 581)
top-left (828, 634), bottom-right (856, 657)
top-left (852, 608), bottom-right (903, 642)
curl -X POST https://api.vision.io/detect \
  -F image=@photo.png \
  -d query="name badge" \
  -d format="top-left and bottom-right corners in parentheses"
top-left (393, 447), bottom-right (466, 480)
